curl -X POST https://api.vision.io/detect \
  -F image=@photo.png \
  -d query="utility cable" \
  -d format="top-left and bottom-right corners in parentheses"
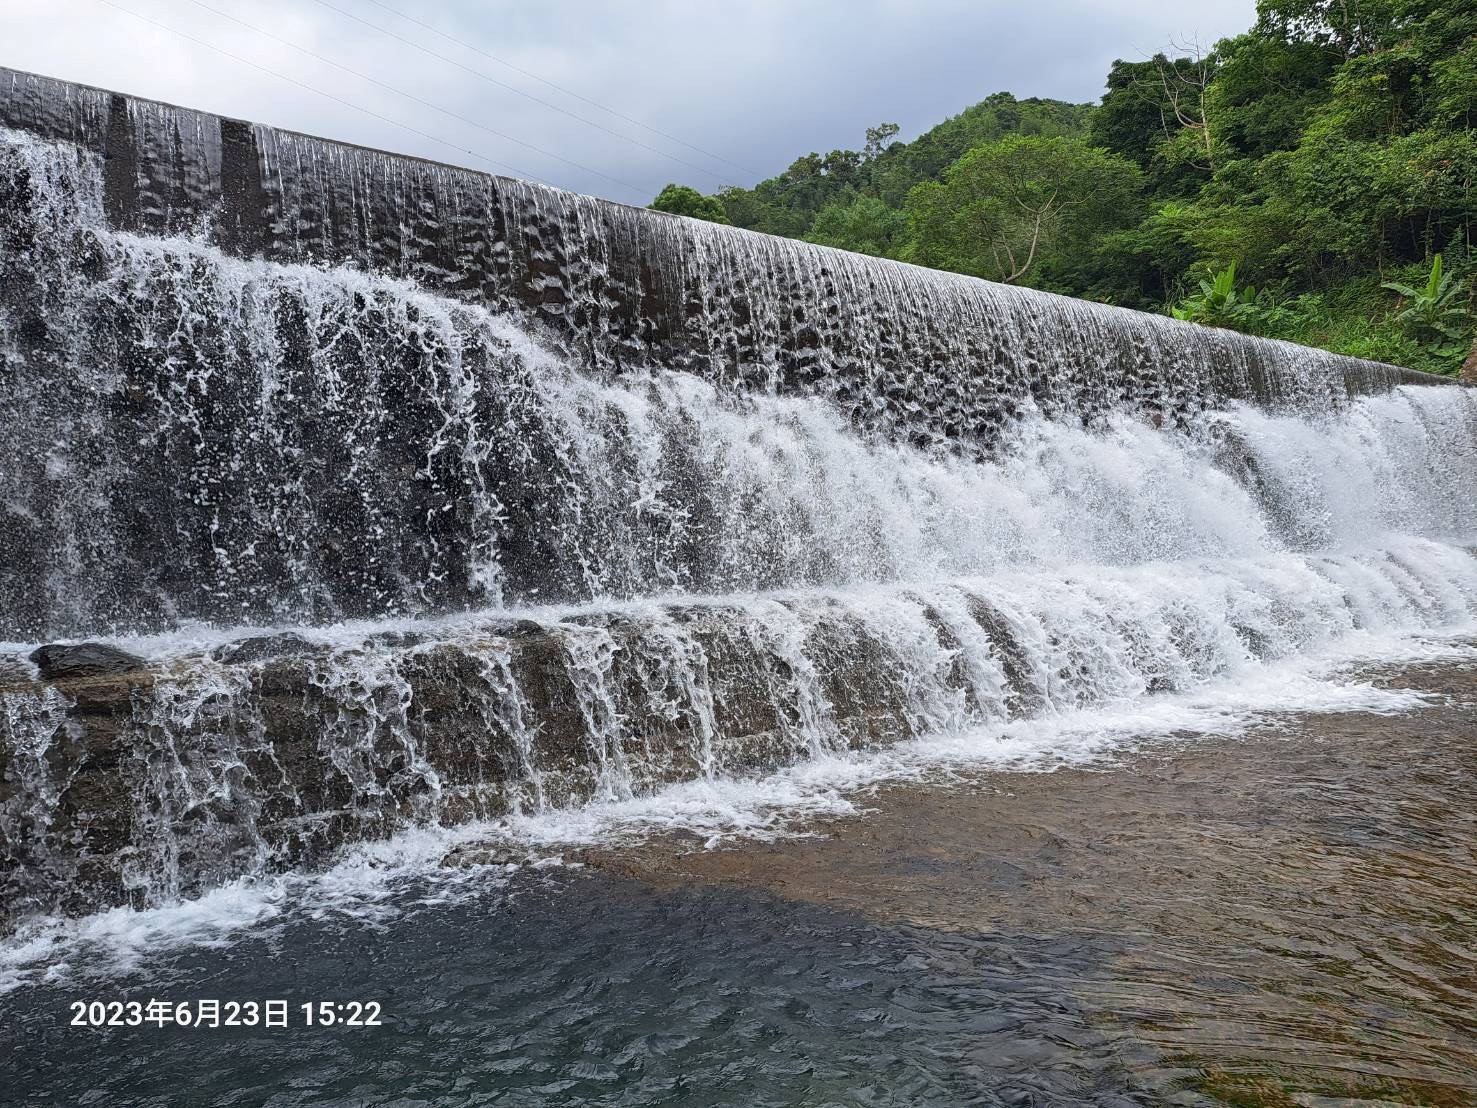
top-left (361, 0), bottom-right (761, 180)
top-left (309, 0), bottom-right (742, 189)
top-left (182, 0), bottom-right (653, 198)
top-left (90, 0), bottom-right (613, 194)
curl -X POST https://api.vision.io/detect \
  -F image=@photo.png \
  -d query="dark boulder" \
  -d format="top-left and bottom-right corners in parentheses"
top-left (210, 632), bottom-right (320, 664)
top-left (29, 641), bottom-right (148, 680)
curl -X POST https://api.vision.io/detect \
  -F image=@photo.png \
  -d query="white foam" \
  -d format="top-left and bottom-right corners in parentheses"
top-left (0, 822), bottom-right (512, 996)
top-left (497, 633), bottom-right (1450, 851)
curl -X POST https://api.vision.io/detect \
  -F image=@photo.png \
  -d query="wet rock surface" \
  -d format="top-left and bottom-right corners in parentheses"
top-left (0, 597), bottom-right (1017, 926)
top-left (29, 642), bottom-right (146, 680)
top-left (7, 544), bottom-right (1477, 933)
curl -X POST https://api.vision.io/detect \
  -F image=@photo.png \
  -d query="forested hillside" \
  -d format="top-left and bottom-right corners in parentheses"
top-left (651, 0), bottom-right (1475, 376)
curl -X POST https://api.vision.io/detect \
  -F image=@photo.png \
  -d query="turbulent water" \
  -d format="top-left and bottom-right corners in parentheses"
top-left (1, 103), bottom-right (1477, 948)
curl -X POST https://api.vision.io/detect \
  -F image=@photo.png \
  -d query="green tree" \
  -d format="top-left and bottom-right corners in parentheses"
top-left (1209, 31), bottom-right (1336, 158)
top-left (806, 196), bottom-right (908, 257)
top-left (872, 94), bottom-right (1091, 207)
top-left (1089, 54), bottom-right (1220, 194)
top-left (863, 122), bottom-right (901, 161)
top-left (904, 136), bottom-right (1144, 286)
top-left (1255, 0), bottom-right (1398, 56)
top-left (649, 184), bottom-right (730, 225)
top-left (1266, 0), bottom-right (1477, 276)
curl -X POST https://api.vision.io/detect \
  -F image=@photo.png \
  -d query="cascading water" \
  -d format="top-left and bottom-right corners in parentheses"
top-left (1, 72), bottom-right (1475, 930)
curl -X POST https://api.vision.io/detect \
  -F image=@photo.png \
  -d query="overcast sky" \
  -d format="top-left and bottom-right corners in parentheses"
top-left (6, 0), bottom-right (1256, 203)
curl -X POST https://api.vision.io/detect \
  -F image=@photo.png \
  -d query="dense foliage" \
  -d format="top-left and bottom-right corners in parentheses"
top-left (649, 183), bottom-right (731, 225)
top-left (650, 0), bottom-right (1476, 375)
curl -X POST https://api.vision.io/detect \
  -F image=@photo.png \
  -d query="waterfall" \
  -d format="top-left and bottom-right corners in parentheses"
top-left (1, 72), bottom-right (1475, 926)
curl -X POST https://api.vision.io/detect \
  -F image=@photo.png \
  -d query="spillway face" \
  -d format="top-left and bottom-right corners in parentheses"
top-left (2, 70), bottom-right (1476, 924)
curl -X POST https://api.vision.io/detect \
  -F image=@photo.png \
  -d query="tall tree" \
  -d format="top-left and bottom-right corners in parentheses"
top-left (1255, 0), bottom-right (1398, 56)
top-left (904, 136), bottom-right (1144, 286)
top-left (649, 184), bottom-right (731, 225)
top-left (807, 196), bottom-right (907, 257)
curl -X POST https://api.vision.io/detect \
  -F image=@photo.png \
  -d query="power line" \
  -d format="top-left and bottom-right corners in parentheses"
top-left (360, 0), bottom-right (760, 181)
top-left (308, 0), bottom-right (745, 190)
top-left (182, 0), bottom-right (653, 198)
top-left (93, 0), bottom-right (552, 188)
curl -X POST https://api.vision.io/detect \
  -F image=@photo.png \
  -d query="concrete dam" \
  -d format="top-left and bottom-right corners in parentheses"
top-left (1, 68), bottom-right (1474, 924)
